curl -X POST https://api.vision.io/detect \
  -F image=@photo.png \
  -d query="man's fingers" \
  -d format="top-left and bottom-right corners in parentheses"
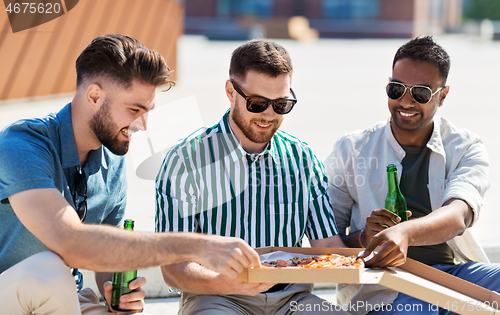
top-left (129, 276), bottom-right (147, 290)
top-left (243, 244), bottom-right (261, 268)
top-left (366, 251), bottom-right (402, 268)
top-left (116, 299), bottom-right (145, 313)
top-left (199, 236), bottom-right (261, 278)
top-left (260, 283), bottom-right (276, 291)
top-left (364, 249), bottom-right (390, 267)
top-left (103, 280), bottom-right (113, 292)
top-left (220, 265), bottom-right (239, 279)
top-left (364, 238), bottom-right (406, 268)
top-left (120, 289), bottom-right (146, 303)
top-left (371, 209), bottom-right (401, 225)
top-left (225, 255), bottom-right (246, 275)
top-left (242, 282), bottom-right (276, 296)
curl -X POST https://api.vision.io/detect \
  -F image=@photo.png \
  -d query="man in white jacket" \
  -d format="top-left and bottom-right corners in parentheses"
top-left (325, 36), bottom-right (500, 314)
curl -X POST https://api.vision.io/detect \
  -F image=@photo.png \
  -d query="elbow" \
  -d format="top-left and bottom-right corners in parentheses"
top-left (453, 212), bottom-right (470, 237)
top-left (454, 224), bottom-right (467, 237)
top-left (161, 265), bottom-right (182, 290)
top-left (53, 239), bottom-right (82, 268)
top-left (45, 228), bottom-right (85, 268)
top-left (444, 199), bottom-right (474, 237)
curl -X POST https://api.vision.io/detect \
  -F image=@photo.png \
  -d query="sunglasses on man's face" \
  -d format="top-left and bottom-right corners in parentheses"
top-left (73, 169), bottom-right (87, 222)
top-left (386, 81), bottom-right (444, 105)
top-left (230, 79), bottom-right (297, 115)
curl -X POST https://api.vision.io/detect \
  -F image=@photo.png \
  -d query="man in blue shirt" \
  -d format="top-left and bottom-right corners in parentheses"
top-left (0, 34), bottom-right (260, 314)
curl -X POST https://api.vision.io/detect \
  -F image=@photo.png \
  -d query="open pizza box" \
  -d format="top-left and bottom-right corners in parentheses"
top-left (237, 247), bottom-right (500, 315)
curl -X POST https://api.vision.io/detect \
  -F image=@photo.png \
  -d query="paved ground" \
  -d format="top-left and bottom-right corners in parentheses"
top-left (1, 34), bottom-right (500, 312)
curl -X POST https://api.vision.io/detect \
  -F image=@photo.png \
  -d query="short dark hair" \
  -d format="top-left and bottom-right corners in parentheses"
top-left (76, 34), bottom-right (175, 89)
top-left (393, 36), bottom-right (450, 85)
top-left (229, 39), bottom-right (293, 80)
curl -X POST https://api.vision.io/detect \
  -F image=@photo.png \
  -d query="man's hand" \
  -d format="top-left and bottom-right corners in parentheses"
top-left (364, 209), bottom-right (412, 245)
top-left (360, 223), bottom-right (409, 268)
top-left (359, 209), bottom-right (412, 268)
top-left (103, 277), bottom-right (146, 314)
top-left (196, 235), bottom-right (261, 279)
top-left (216, 273), bottom-right (276, 296)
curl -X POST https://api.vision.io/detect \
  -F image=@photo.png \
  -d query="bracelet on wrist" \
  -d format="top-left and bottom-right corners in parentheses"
top-left (358, 229), bottom-right (366, 248)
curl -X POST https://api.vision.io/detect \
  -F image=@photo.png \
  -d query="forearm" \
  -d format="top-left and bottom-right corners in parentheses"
top-left (398, 199), bottom-right (472, 247)
top-left (10, 188), bottom-right (260, 277)
top-left (59, 228), bottom-right (210, 272)
top-left (339, 231), bottom-right (365, 248)
top-left (162, 262), bottom-right (223, 294)
top-left (310, 234), bottom-right (347, 248)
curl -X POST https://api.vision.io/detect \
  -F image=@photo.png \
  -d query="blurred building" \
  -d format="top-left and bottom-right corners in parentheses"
top-left (185, 0), bottom-right (463, 39)
top-left (0, 0), bottom-right (183, 101)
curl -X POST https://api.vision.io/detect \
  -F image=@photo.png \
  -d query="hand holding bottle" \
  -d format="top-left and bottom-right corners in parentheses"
top-left (103, 277), bottom-right (146, 314)
top-left (360, 207), bottom-right (412, 268)
top-left (363, 209), bottom-right (408, 245)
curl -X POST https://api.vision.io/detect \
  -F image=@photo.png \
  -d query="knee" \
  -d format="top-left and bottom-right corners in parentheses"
top-left (9, 251), bottom-right (74, 290)
top-left (1, 252), bottom-right (80, 315)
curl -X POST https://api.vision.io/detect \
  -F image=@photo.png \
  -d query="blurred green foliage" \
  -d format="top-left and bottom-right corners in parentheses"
top-left (464, 0), bottom-right (500, 20)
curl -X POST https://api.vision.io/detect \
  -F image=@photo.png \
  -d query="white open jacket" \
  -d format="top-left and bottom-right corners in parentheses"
top-left (324, 116), bottom-right (490, 313)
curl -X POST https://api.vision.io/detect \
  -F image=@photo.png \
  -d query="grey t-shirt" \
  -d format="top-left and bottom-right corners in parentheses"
top-left (400, 144), bottom-right (455, 266)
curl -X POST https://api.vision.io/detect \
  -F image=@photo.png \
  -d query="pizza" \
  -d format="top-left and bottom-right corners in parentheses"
top-left (259, 254), bottom-right (364, 269)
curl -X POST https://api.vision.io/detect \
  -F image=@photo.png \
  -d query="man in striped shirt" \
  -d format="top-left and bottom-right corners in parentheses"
top-left (156, 40), bottom-right (347, 314)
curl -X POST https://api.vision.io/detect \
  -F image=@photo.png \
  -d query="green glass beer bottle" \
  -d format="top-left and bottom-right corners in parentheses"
top-left (110, 219), bottom-right (137, 312)
top-left (385, 164), bottom-right (408, 222)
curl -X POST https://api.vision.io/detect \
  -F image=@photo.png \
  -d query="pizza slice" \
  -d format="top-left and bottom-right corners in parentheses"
top-left (260, 254), bottom-right (364, 269)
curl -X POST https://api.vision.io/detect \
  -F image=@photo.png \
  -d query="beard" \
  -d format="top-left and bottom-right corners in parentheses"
top-left (390, 105), bottom-right (433, 132)
top-left (232, 101), bottom-right (282, 144)
top-left (89, 98), bottom-right (130, 155)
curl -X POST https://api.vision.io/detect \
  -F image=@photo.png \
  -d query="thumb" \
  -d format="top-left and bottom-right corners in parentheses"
top-left (103, 280), bottom-right (113, 292)
top-left (358, 234), bottom-right (381, 259)
top-left (102, 281), bottom-right (114, 311)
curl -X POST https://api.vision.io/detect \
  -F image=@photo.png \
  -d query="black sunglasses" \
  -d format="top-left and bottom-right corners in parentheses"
top-left (230, 79), bottom-right (297, 115)
top-left (72, 169), bottom-right (87, 222)
top-left (386, 81), bottom-right (444, 105)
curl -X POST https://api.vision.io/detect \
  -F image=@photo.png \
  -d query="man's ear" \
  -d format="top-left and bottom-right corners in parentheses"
top-left (86, 83), bottom-right (105, 111)
top-left (438, 86), bottom-right (450, 107)
top-left (225, 80), bottom-right (236, 104)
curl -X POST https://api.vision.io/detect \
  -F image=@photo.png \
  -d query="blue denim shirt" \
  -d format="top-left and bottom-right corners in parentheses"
top-left (0, 103), bottom-right (127, 274)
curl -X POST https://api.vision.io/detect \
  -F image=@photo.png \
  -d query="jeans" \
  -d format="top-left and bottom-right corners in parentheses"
top-left (368, 262), bottom-right (500, 315)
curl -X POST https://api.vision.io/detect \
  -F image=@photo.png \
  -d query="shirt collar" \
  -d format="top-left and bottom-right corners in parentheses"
top-left (57, 103), bottom-right (81, 169)
top-left (385, 116), bottom-right (445, 158)
top-left (426, 116), bottom-right (445, 157)
top-left (57, 103), bottom-right (108, 174)
top-left (219, 110), bottom-right (279, 164)
top-left (385, 118), bottom-right (406, 160)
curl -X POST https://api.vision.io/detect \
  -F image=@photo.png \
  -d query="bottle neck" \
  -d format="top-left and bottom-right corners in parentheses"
top-left (387, 170), bottom-right (400, 193)
top-left (123, 220), bottom-right (134, 231)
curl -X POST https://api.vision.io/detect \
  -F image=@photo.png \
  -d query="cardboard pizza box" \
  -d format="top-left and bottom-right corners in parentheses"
top-left (236, 247), bottom-right (500, 315)
top-left (236, 247), bottom-right (382, 284)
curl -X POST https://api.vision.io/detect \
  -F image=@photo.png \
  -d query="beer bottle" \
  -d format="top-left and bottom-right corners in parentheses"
top-left (110, 219), bottom-right (137, 312)
top-left (385, 164), bottom-right (408, 222)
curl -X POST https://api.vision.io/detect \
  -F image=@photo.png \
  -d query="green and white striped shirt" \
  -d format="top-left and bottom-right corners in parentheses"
top-left (155, 112), bottom-right (338, 248)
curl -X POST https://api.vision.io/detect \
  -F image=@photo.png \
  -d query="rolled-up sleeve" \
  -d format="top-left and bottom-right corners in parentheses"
top-left (442, 140), bottom-right (490, 226)
top-left (305, 151), bottom-right (339, 240)
top-left (324, 137), bottom-right (355, 235)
